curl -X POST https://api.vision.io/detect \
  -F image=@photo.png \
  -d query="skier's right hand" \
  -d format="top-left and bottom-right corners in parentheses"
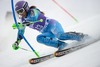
top-left (12, 40), bottom-right (20, 50)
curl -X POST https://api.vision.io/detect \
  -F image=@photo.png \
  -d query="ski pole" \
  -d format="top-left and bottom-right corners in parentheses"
top-left (19, 47), bottom-right (35, 52)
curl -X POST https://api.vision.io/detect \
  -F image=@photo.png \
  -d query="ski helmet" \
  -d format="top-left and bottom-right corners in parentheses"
top-left (15, 1), bottom-right (29, 14)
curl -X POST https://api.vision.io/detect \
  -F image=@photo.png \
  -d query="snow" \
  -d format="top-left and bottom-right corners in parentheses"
top-left (0, 0), bottom-right (100, 67)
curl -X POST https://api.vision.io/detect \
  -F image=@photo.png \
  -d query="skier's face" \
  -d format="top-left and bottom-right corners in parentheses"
top-left (19, 11), bottom-right (27, 18)
top-left (16, 8), bottom-right (27, 18)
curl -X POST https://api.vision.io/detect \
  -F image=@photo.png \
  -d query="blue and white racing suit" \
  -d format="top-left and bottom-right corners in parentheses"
top-left (17, 8), bottom-right (81, 48)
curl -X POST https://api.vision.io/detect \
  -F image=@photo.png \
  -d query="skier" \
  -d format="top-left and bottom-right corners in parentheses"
top-left (12, 1), bottom-right (85, 51)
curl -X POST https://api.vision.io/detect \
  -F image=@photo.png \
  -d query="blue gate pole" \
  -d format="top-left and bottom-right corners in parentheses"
top-left (11, 0), bottom-right (40, 58)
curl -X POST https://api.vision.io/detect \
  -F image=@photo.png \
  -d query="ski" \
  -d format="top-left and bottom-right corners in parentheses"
top-left (29, 37), bottom-right (100, 64)
top-left (29, 54), bottom-right (54, 64)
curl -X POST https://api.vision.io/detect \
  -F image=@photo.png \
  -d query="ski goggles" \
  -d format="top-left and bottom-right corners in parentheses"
top-left (16, 8), bottom-right (25, 15)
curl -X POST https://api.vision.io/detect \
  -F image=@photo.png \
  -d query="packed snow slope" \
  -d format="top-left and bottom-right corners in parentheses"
top-left (0, 0), bottom-right (100, 67)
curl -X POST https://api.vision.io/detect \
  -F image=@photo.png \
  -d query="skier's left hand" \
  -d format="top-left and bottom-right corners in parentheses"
top-left (12, 40), bottom-right (20, 50)
top-left (12, 22), bottom-right (24, 29)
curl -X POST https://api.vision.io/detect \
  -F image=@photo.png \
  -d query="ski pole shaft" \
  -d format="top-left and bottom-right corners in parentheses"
top-left (19, 47), bottom-right (40, 57)
top-left (20, 47), bottom-right (33, 52)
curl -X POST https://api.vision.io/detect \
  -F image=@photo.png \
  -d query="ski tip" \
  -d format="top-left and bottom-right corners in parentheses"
top-left (54, 50), bottom-right (66, 57)
top-left (29, 58), bottom-right (39, 64)
top-left (54, 52), bottom-right (61, 57)
top-left (54, 52), bottom-right (57, 57)
top-left (29, 59), bottom-right (34, 64)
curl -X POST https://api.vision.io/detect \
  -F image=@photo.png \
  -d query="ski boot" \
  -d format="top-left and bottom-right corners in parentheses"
top-left (57, 41), bottom-right (68, 51)
top-left (57, 32), bottom-right (89, 51)
top-left (66, 32), bottom-right (88, 41)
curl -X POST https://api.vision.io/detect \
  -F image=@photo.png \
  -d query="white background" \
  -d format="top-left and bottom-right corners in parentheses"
top-left (0, 0), bottom-right (100, 67)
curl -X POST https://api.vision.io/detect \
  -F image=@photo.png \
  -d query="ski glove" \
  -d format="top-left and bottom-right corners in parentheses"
top-left (12, 22), bottom-right (24, 29)
top-left (12, 40), bottom-right (21, 50)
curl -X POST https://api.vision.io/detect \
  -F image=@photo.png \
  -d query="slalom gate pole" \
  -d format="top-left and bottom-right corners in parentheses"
top-left (11, 0), bottom-right (40, 58)
top-left (52, 0), bottom-right (78, 23)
